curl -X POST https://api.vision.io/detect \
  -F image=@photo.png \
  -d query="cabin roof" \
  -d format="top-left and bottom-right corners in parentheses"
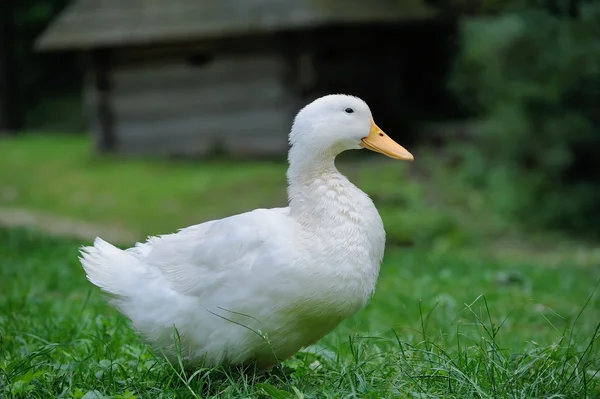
top-left (36, 0), bottom-right (436, 51)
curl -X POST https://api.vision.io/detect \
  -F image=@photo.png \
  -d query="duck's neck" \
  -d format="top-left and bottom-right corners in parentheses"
top-left (286, 146), bottom-right (372, 230)
top-left (286, 145), bottom-right (386, 276)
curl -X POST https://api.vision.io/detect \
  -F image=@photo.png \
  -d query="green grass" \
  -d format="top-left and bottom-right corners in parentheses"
top-left (1, 229), bottom-right (599, 398)
top-left (1, 134), bottom-right (600, 397)
top-left (0, 134), bottom-right (288, 238)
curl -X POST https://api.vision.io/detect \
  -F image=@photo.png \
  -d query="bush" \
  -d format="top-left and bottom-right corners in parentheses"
top-left (450, 1), bottom-right (600, 237)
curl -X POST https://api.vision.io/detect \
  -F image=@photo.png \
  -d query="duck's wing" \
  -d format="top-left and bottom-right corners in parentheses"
top-left (80, 207), bottom-right (292, 301)
top-left (138, 207), bottom-right (294, 297)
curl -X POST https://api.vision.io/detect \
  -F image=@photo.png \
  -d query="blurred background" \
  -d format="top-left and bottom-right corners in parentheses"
top-left (1, 0), bottom-right (599, 247)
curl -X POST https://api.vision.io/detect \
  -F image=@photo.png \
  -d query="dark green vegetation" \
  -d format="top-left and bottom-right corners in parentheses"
top-left (450, 1), bottom-right (600, 237)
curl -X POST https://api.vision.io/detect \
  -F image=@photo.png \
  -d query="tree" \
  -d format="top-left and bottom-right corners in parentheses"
top-left (0, 0), bottom-right (22, 133)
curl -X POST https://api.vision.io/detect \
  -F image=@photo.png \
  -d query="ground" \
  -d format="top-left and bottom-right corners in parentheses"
top-left (0, 134), bottom-right (599, 398)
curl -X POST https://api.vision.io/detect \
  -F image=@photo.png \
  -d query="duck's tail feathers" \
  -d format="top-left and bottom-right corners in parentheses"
top-left (79, 237), bottom-right (145, 297)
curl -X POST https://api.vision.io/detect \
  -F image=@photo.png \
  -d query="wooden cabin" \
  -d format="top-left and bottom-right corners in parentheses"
top-left (36, 0), bottom-right (436, 157)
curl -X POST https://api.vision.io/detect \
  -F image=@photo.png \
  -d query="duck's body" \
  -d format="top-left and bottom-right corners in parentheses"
top-left (80, 94), bottom-right (413, 369)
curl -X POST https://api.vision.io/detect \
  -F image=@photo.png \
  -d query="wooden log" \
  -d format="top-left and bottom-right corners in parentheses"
top-left (112, 55), bottom-right (286, 93)
top-left (111, 78), bottom-right (290, 120)
top-left (115, 104), bottom-right (292, 141)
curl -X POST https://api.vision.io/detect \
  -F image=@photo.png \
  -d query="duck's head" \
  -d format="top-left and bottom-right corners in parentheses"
top-left (289, 94), bottom-right (414, 162)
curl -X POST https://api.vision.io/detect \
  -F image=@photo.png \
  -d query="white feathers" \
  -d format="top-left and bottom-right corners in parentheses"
top-left (79, 95), bottom-right (388, 369)
top-left (80, 237), bottom-right (143, 296)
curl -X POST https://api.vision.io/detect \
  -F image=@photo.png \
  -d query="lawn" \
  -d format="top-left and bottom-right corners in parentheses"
top-left (0, 134), bottom-right (599, 398)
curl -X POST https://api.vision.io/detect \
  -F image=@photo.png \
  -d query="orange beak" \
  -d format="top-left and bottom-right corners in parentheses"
top-left (360, 120), bottom-right (414, 161)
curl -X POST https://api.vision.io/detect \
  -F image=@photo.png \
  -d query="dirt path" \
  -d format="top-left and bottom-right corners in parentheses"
top-left (0, 206), bottom-right (141, 244)
top-left (1, 206), bottom-right (599, 267)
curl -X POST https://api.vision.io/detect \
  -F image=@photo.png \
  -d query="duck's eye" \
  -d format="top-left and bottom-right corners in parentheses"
top-left (345, 108), bottom-right (354, 114)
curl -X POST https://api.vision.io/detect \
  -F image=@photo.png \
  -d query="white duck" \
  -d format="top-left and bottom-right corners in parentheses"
top-left (80, 94), bottom-right (413, 370)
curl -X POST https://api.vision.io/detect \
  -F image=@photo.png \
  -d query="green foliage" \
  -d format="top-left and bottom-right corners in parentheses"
top-left (1, 228), bottom-right (599, 397)
top-left (425, 0), bottom-right (522, 15)
top-left (450, 1), bottom-right (600, 237)
top-left (11, 0), bottom-right (84, 130)
top-left (13, 0), bottom-right (74, 85)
